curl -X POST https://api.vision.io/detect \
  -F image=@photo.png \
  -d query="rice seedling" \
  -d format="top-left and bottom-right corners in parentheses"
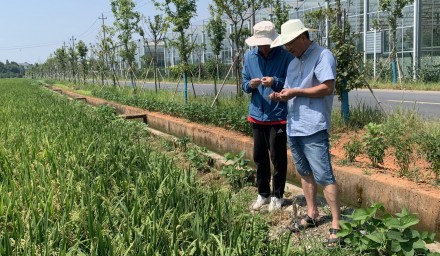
top-left (0, 79), bottom-right (362, 255)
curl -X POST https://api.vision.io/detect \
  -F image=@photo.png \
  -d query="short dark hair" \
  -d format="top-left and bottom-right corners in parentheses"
top-left (302, 31), bottom-right (310, 40)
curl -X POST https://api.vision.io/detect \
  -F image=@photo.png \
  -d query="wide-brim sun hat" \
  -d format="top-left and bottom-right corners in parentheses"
top-left (245, 20), bottom-right (279, 46)
top-left (270, 19), bottom-right (309, 48)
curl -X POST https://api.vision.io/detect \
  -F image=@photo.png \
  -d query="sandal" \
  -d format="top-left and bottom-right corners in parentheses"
top-left (326, 228), bottom-right (341, 248)
top-left (288, 215), bottom-right (319, 233)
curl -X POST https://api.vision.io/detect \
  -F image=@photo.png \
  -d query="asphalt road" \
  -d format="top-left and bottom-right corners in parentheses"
top-left (108, 80), bottom-right (440, 121)
top-left (347, 88), bottom-right (440, 121)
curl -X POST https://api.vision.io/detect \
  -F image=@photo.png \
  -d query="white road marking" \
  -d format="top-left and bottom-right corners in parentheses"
top-left (387, 100), bottom-right (440, 105)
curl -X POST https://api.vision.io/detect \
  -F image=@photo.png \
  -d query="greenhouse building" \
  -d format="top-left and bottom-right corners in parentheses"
top-left (135, 0), bottom-right (440, 81)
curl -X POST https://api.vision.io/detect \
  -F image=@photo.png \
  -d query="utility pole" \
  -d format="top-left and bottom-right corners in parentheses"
top-left (70, 36), bottom-right (77, 82)
top-left (99, 13), bottom-right (113, 85)
top-left (61, 41), bottom-right (67, 80)
top-left (99, 13), bottom-right (107, 64)
top-left (70, 36), bottom-right (76, 51)
top-left (98, 13), bottom-right (108, 65)
top-left (99, 13), bottom-right (107, 41)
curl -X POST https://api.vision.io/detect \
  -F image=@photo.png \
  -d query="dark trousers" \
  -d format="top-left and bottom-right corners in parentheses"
top-left (252, 123), bottom-right (287, 199)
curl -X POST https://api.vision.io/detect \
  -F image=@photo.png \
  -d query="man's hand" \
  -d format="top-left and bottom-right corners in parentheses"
top-left (269, 89), bottom-right (296, 102)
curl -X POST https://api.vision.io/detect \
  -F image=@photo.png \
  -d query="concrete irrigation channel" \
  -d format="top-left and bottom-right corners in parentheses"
top-left (45, 84), bottom-right (440, 242)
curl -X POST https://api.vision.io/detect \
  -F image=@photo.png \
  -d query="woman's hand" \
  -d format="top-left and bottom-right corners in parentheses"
top-left (249, 78), bottom-right (261, 89)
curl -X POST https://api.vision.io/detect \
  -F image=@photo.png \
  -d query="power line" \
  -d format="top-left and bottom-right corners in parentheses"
top-left (76, 18), bottom-right (100, 38)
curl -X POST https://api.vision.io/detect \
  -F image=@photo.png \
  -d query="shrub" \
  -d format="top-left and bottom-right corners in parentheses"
top-left (185, 146), bottom-right (214, 173)
top-left (338, 203), bottom-right (437, 255)
top-left (418, 125), bottom-right (440, 184)
top-left (221, 151), bottom-right (255, 193)
top-left (343, 137), bottom-right (363, 162)
top-left (332, 103), bottom-right (385, 132)
top-left (382, 111), bottom-right (420, 177)
top-left (363, 122), bottom-right (388, 167)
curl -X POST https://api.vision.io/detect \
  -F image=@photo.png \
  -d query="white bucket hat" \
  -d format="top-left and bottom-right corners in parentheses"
top-left (245, 21), bottom-right (279, 46)
top-left (270, 19), bottom-right (309, 48)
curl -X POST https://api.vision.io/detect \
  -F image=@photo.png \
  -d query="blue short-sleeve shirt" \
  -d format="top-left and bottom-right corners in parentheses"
top-left (284, 42), bottom-right (337, 137)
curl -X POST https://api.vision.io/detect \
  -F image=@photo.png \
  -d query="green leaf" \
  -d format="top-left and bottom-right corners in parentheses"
top-left (400, 215), bottom-right (419, 229)
top-left (370, 202), bottom-right (385, 211)
top-left (343, 237), bottom-right (353, 244)
top-left (360, 235), bottom-right (371, 245)
top-left (336, 229), bottom-right (352, 237)
top-left (403, 229), bottom-right (419, 240)
top-left (395, 207), bottom-right (410, 217)
top-left (426, 232), bottom-right (436, 243)
top-left (383, 217), bottom-right (401, 229)
top-left (387, 230), bottom-right (409, 242)
top-left (390, 240), bottom-right (402, 252)
top-left (339, 220), bottom-right (353, 230)
top-left (366, 231), bottom-right (385, 243)
top-left (412, 239), bottom-right (427, 249)
top-left (401, 241), bottom-right (416, 256)
top-left (420, 231), bottom-right (429, 240)
top-left (382, 212), bottom-right (393, 219)
top-left (352, 207), bottom-right (376, 221)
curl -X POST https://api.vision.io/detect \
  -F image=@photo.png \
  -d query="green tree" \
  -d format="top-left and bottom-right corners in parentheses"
top-left (332, 0), bottom-right (367, 122)
top-left (211, 0), bottom-right (270, 96)
top-left (145, 14), bottom-right (169, 93)
top-left (376, 0), bottom-right (411, 83)
top-left (0, 60), bottom-right (25, 78)
top-left (206, 5), bottom-right (226, 95)
top-left (272, 0), bottom-right (289, 33)
top-left (154, 0), bottom-right (197, 104)
top-left (305, 1), bottom-right (367, 122)
top-left (44, 56), bottom-right (57, 79)
top-left (303, 8), bottom-right (329, 47)
top-left (91, 40), bottom-right (107, 85)
top-left (55, 47), bottom-right (68, 80)
top-left (191, 36), bottom-right (207, 83)
top-left (111, 0), bottom-right (144, 88)
top-left (68, 45), bottom-right (78, 83)
top-left (96, 23), bottom-right (119, 86)
top-left (330, 3), bottom-right (366, 95)
top-left (77, 40), bottom-right (89, 84)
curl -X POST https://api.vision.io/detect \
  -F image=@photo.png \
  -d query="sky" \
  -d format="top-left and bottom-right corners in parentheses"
top-left (0, 0), bottom-right (212, 64)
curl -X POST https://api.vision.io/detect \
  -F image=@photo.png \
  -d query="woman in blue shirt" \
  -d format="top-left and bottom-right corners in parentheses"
top-left (242, 20), bottom-right (294, 212)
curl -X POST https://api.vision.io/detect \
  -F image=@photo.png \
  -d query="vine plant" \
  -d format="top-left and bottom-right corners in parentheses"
top-left (339, 203), bottom-right (437, 255)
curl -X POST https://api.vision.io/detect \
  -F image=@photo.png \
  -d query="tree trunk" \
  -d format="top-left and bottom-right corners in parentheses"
top-left (184, 71), bottom-right (188, 104)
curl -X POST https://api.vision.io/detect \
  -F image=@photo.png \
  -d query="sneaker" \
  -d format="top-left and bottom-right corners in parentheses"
top-left (252, 195), bottom-right (270, 210)
top-left (268, 197), bottom-right (284, 212)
